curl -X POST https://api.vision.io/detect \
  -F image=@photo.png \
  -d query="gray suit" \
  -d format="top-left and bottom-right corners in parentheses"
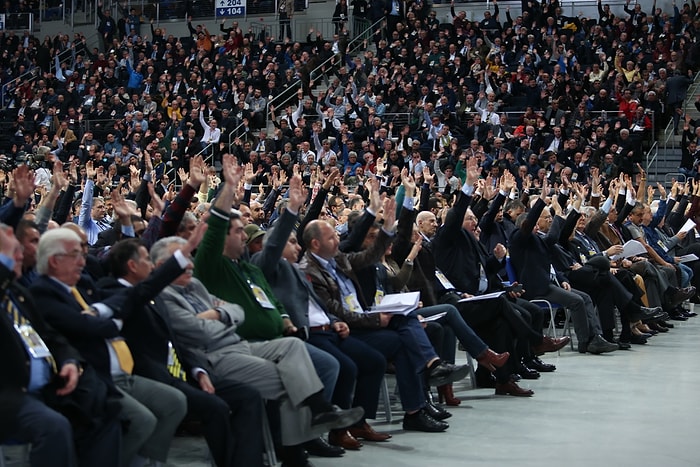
top-left (158, 278), bottom-right (325, 445)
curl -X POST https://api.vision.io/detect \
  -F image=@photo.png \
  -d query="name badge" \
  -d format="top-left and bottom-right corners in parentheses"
top-left (657, 239), bottom-right (669, 253)
top-left (249, 283), bottom-right (276, 309)
top-left (343, 293), bottom-right (363, 313)
top-left (167, 341), bottom-right (175, 365)
top-left (15, 323), bottom-right (52, 359)
top-left (435, 270), bottom-right (455, 290)
top-left (374, 289), bottom-right (385, 306)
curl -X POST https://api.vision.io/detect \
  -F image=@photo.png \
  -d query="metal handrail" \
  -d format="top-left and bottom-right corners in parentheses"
top-left (264, 17), bottom-right (383, 131)
top-left (194, 142), bottom-right (215, 166)
top-left (645, 141), bottom-right (658, 181)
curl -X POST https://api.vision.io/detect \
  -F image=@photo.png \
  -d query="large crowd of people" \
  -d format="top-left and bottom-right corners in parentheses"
top-left (1, 0), bottom-right (700, 466)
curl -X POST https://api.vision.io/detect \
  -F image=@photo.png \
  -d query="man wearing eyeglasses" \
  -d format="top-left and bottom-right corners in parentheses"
top-left (31, 228), bottom-right (188, 466)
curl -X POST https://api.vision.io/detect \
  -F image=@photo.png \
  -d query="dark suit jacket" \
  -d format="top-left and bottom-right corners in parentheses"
top-left (96, 255), bottom-right (201, 384)
top-left (433, 190), bottom-right (503, 294)
top-left (509, 199), bottom-right (567, 297)
top-left (0, 264), bottom-right (83, 439)
top-left (29, 273), bottom-right (135, 389)
top-left (390, 206), bottom-right (440, 306)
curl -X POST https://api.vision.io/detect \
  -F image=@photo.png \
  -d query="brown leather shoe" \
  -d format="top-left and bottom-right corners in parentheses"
top-left (495, 380), bottom-right (534, 397)
top-left (532, 336), bottom-right (571, 355)
top-left (328, 429), bottom-right (363, 450)
top-left (347, 422), bottom-right (392, 442)
top-left (475, 349), bottom-right (510, 371)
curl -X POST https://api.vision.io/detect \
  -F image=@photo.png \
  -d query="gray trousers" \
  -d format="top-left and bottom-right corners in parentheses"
top-left (114, 374), bottom-right (187, 466)
top-left (536, 284), bottom-right (602, 343)
top-left (208, 337), bottom-right (325, 446)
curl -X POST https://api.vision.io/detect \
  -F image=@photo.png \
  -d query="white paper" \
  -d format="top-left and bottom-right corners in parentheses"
top-left (610, 240), bottom-right (647, 260)
top-left (680, 219), bottom-right (697, 234)
top-left (367, 291), bottom-right (420, 315)
top-left (677, 254), bottom-right (699, 263)
top-left (458, 291), bottom-right (506, 303)
top-left (418, 312), bottom-right (447, 323)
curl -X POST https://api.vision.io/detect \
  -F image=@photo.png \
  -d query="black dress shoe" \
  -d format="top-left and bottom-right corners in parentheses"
top-left (659, 320), bottom-right (674, 328)
top-left (427, 361), bottom-right (470, 386)
top-left (578, 341), bottom-right (588, 354)
top-left (630, 306), bottom-right (668, 322)
top-left (424, 400), bottom-right (451, 421)
top-left (526, 357), bottom-right (556, 372)
top-left (617, 341), bottom-right (632, 350)
top-left (303, 437), bottom-right (345, 457)
top-left (402, 409), bottom-right (449, 432)
top-left (516, 363), bottom-right (541, 379)
top-left (629, 334), bottom-right (648, 345)
top-left (311, 406), bottom-right (364, 430)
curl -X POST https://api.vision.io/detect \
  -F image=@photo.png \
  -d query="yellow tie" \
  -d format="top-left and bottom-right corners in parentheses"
top-left (70, 287), bottom-right (133, 374)
top-left (110, 339), bottom-right (134, 374)
top-left (70, 287), bottom-right (91, 310)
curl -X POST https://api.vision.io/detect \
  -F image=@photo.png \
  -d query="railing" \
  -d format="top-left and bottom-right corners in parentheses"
top-left (645, 141), bottom-right (658, 183)
top-left (194, 142), bottom-right (215, 166)
top-left (0, 46), bottom-right (75, 109)
top-left (0, 12), bottom-right (35, 31)
top-left (250, 17), bottom-right (367, 44)
top-left (264, 17), bottom-right (382, 132)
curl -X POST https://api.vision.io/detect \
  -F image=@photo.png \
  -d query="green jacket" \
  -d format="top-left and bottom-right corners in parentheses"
top-left (194, 208), bottom-right (285, 340)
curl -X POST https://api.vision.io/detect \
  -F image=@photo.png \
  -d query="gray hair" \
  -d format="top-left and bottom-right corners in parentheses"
top-left (150, 236), bottom-right (187, 265)
top-left (36, 228), bottom-right (81, 274)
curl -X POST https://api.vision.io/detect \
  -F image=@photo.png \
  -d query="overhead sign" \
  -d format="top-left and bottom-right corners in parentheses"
top-left (215, 0), bottom-right (246, 17)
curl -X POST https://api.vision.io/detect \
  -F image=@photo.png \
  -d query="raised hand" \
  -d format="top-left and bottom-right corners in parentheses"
top-left (145, 180), bottom-right (164, 214)
top-left (12, 165), bottom-right (36, 206)
top-left (382, 196), bottom-right (397, 231)
top-left (188, 156), bottom-right (207, 187)
top-left (465, 156), bottom-right (481, 188)
top-left (401, 168), bottom-right (416, 196)
top-left (368, 176), bottom-right (381, 213)
top-left (287, 175), bottom-right (305, 213)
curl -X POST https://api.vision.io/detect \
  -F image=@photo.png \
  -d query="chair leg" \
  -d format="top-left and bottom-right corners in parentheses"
top-left (562, 309), bottom-right (575, 350)
top-left (379, 377), bottom-right (393, 423)
top-left (261, 404), bottom-right (278, 467)
top-left (466, 353), bottom-right (477, 390)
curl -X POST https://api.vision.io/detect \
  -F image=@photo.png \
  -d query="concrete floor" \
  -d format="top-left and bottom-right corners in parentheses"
top-left (157, 314), bottom-right (700, 467)
top-left (5, 317), bottom-right (699, 466)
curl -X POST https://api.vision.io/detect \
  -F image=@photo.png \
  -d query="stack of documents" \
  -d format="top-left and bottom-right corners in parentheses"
top-left (368, 292), bottom-right (420, 315)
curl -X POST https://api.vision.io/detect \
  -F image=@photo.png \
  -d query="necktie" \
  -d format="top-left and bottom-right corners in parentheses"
top-left (72, 287), bottom-right (133, 374)
top-left (70, 286), bottom-right (91, 309)
top-left (167, 342), bottom-right (187, 381)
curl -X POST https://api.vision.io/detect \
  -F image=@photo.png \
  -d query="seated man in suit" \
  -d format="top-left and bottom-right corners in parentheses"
top-left (300, 199), bottom-right (471, 433)
top-left (99, 229), bottom-right (265, 467)
top-left (509, 181), bottom-right (619, 355)
top-left (251, 175), bottom-right (390, 453)
top-left (0, 225), bottom-right (121, 467)
top-left (31, 227), bottom-right (188, 467)
top-left (157, 154), bottom-right (362, 467)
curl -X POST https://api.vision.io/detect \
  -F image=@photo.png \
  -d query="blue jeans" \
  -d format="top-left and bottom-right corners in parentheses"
top-left (409, 304), bottom-right (487, 362)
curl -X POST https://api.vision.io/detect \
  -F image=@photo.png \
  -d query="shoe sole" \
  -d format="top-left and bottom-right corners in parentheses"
top-left (429, 365), bottom-right (470, 387)
top-left (402, 422), bottom-right (449, 433)
top-left (314, 407), bottom-right (365, 431)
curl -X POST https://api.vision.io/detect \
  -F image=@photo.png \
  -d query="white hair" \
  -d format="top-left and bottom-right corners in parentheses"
top-left (150, 236), bottom-right (186, 265)
top-left (36, 228), bottom-right (81, 274)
